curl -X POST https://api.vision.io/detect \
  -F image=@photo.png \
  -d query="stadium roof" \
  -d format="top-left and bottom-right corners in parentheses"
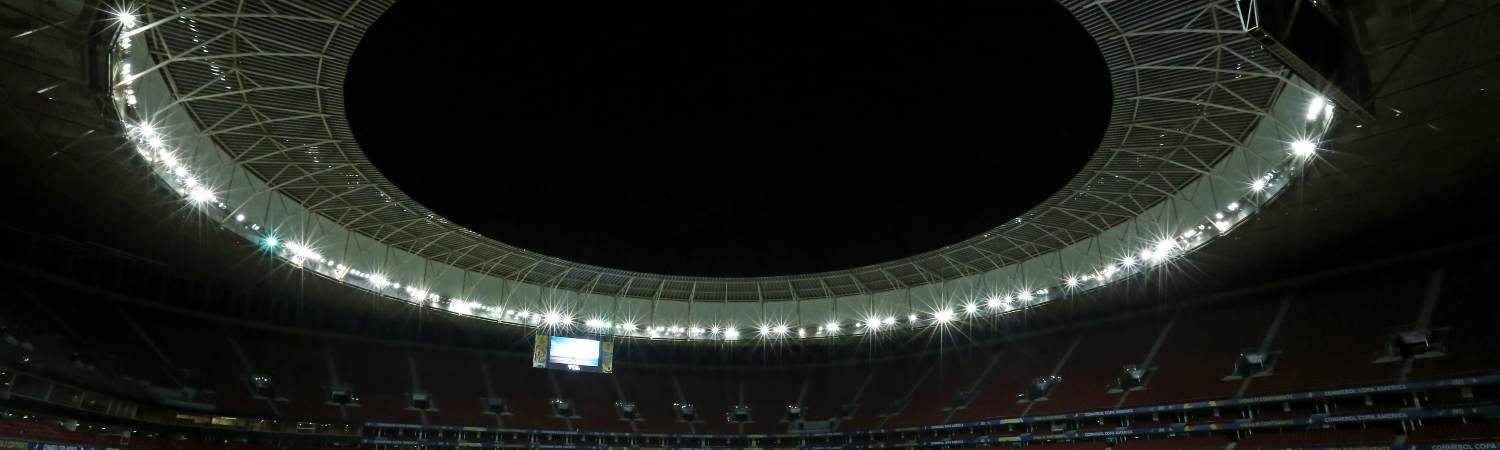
top-left (127, 0), bottom-right (1287, 302)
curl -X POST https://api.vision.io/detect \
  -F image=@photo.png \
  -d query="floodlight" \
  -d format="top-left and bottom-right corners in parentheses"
top-left (1291, 140), bottom-right (1316, 157)
top-left (933, 309), bottom-right (954, 323)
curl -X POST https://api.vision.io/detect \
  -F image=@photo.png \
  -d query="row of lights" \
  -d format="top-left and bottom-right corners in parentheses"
top-left (106, 9), bottom-right (1331, 343)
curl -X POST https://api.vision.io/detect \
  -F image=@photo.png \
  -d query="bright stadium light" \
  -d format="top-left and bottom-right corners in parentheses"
top-left (1018, 291), bottom-right (1033, 301)
top-left (865, 319), bottom-right (881, 330)
top-left (773, 325), bottom-right (789, 335)
top-left (1145, 238), bottom-right (1176, 261)
top-left (882, 316), bottom-right (896, 325)
top-left (1120, 256), bottom-right (1136, 267)
top-left (118, 12), bottom-right (138, 29)
top-left (262, 236), bottom-right (280, 248)
top-left (724, 328), bottom-right (740, 339)
top-left (1306, 96), bottom-right (1326, 121)
top-left (757, 324), bottom-right (772, 336)
top-left (585, 319), bottom-right (607, 328)
top-left (188, 187), bottom-right (215, 203)
top-left (114, 6), bottom-right (139, 29)
top-left (908, 314), bottom-right (919, 322)
top-left (284, 242), bottom-right (323, 261)
top-left (1291, 139), bottom-right (1317, 157)
top-left (797, 328), bottom-right (806, 337)
top-left (1066, 277), bottom-right (1080, 287)
top-left (933, 309), bottom-right (955, 324)
top-left (542, 311), bottom-right (563, 325)
top-left (963, 303), bottom-right (979, 315)
top-left (986, 296), bottom-right (1002, 308)
top-left (825, 321), bottom-right (840, 332)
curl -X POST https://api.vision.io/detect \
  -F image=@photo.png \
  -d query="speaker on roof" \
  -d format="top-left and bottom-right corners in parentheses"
top-left (1118, 365), bottom-right (1148, 391)
top-left (248, 375), bottom-right (276, 399)
top-left (1023, 375), bottom-right (1061, 401)
top-left (1384, 328), bottom-right (1447, 361)
top-left (616, 401), bottom-right (638, 420)
top-left (785, 404), bottom-right (802, 422)
top-left (1234, 352), bottom-right (1271, 377)
top-left (408, 392), bottom-right (432, 411)
top-left (551, 398), bottom-right (575, 417)
top-left (328, 383), bottom-right (359, 406)
top-left (675, 402), bottom-right (697, 422)
top-left (728, 405), bottom-right (752, 423)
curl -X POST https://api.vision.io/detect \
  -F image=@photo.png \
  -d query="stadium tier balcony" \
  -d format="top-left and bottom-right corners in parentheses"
top-left (947, 332), bottom-right (1073, 422)
top-left (883, 351), bottom-right (987, 428)
top-left (552, 367), bottom-right (633, 432)
top-left (833, 361), bottom-right (928, 431)
top-left (231, 326), bottom-right (343, 422)
top-left (739, 369), bottom-right (803, 433)
top-left (1120, 300), bottom-right (1274, 407)
top-left (1244, 267), bottom-right (1425, 396)
top-left (1027, 319), bottom-right (1164, 416)
top-left (1235, 427), bottom-right (1395, 448)
top-left (1111, 435), bottom-right (1229, 450)
top-left (1409, 420), bottom-right (1500, 444)
top-left (1021, 442), bottom-right (1106, 450)
top-left (408, 349), bottom-right (501, 427)
top-left (612, 367), bottom-right (680, 433)
top-left (801, 363), bottom-right (867, 424)
top-left (676, 369), bottom-right (736, 434)
top-left (1412, 257), bottom-right (1500, 379)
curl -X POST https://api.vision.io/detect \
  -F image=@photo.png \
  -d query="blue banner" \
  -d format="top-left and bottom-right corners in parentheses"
top-left (0, 438), bottom-right (117, 450)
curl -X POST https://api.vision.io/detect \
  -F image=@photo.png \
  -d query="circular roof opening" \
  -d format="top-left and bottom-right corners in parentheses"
top-left (347, 0), bottom-right (1110, 277)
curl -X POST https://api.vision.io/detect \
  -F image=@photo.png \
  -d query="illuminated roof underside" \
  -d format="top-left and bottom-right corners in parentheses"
top-left (110, 0), bottom-right (1335, 339)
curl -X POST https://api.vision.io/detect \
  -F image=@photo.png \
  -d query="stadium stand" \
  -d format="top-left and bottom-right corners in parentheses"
top-left (1408, 420), bottom-right (1500, 444)
top-left (0, 160), bottom-right (1497, 449)
top-left (1243, 265), bottom-right (1424, 396)
top-left (883, 350), bottom-right (988, 428)
top-left (5, 246), bottom-right (1500, 450)
top-left (1027, 319), bottom-right (1164, 415)
top-left (1111, 435), bottom-right (1229, 450)
top-left (1412, 258), bottom-right (1500, 380)
top-left (1236, 427), bottom-right (1396, 448)
top-left (1120, 300), bottom-right (1274, 407)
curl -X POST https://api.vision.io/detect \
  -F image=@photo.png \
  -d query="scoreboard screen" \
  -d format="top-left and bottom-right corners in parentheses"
top-left (533, 335), bottom-right (613, 373)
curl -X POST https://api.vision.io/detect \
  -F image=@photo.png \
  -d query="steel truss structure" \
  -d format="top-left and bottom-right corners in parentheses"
top-left (109, 0), bottom-right (1333, 335)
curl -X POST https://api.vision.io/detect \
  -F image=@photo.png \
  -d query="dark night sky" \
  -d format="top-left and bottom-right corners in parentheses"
top-left (345, 0), bottom-right (1110, 277)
